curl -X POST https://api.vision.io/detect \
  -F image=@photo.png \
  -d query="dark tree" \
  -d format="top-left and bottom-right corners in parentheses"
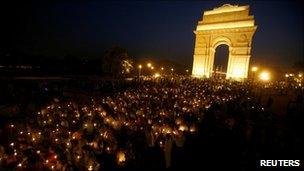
top-left (103, 46), bottom-right (133, 78)
top-left (293, 60), bottom-right (304, 71)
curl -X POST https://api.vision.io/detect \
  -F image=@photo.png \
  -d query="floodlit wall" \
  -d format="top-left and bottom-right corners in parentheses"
top-left (192, 4), bottom-right (257, 80)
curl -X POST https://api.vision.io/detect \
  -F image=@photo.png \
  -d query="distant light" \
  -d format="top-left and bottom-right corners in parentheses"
top-left (161, 67), bottom-right (164, 70)
top-left (285, 74), bottom-right (289, 78)
top-left (259, 71), bottom-right (270, 81)
top-left (138, 65), bottom-right (142, 69)
top-left (147, 63), bottom-right (152, 68)
top-left (186, 69), bottom-right (189, 73)
top-left (154, 73), bottom-right (160, 78)
top-left (251, 66), bottom-right (258, 72)
top-left (299, 73), bottom-right (302, 78)
top-left (151, 66), bottom-right (154, 70)
top-left (171, 68), bottom-right (174, 71)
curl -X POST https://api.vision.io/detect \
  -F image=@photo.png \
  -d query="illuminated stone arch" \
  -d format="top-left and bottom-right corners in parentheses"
top-left (192, 4), bottom-right (257, 80)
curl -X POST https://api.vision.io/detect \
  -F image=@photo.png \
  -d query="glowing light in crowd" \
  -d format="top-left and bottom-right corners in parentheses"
top-left (147, 63), bottom-right (152, 68)
top-left (259, 71), bottom-right (270, 81)
top-left (117, 151), bottom-right (126, 164)
top-left (154, 73), bottom-right (160, 78)
top-left (1, 76), bottom-right (255, 169)
top-left (178, 125), bottom-right (188, 131)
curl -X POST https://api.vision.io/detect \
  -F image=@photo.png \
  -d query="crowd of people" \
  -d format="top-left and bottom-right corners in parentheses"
top-left (0, 76), bottom-right (302, 170)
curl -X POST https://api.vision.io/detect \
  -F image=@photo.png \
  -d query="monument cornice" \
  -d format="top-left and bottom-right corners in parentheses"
top-left (194, 26), bottom-right (257, 34)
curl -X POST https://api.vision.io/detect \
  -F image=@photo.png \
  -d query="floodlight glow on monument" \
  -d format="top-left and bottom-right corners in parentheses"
top-left (192, 4), bottom-right (257, 80)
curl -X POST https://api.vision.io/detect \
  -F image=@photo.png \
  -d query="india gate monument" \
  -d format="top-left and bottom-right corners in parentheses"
top-left (192, 4), bottom-right (257, 80)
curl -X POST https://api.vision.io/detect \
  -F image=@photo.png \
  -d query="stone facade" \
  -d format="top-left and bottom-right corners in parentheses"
top-left (192, 4), bottom-right (257, 80)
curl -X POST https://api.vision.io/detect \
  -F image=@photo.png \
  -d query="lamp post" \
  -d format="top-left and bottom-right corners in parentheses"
top-left (138, 65), bottom-right (142, 78)
top-left (251, 66), bottom-right (258, 81)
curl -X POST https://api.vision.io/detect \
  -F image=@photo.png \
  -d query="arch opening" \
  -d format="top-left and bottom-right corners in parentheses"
top-left (213, 44), bottom-right (229, 79)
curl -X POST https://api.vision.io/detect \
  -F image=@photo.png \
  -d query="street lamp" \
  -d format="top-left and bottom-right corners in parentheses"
top-left (138, 64), bottom-right (142, 77)
top-left (251, 66), bottom-right (258, 72)
top-left (259, 71), bottom-right (270, 81)
top-left (251, 66), bottom-right (258, 81)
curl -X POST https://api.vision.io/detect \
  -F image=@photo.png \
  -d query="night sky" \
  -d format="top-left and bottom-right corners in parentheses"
top-left (1, 0), bottom-right (303, 68)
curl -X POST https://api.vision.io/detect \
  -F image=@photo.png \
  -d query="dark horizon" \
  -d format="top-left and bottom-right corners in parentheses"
top-left (0, 1), bottom-right (303, 69)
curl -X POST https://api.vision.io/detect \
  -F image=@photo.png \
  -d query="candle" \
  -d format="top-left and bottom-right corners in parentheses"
top-left (116, 151), bottom-right (126, 164)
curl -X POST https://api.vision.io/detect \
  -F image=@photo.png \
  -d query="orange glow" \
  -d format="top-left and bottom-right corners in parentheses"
top-left (259, 71), bottom-right (270, 81)
top-left (117, 151), bottom-right (126, 163)
top-left (154, 73), bottom-right (160, 78)
top-left (251, 66), bottom-right (258, 72)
